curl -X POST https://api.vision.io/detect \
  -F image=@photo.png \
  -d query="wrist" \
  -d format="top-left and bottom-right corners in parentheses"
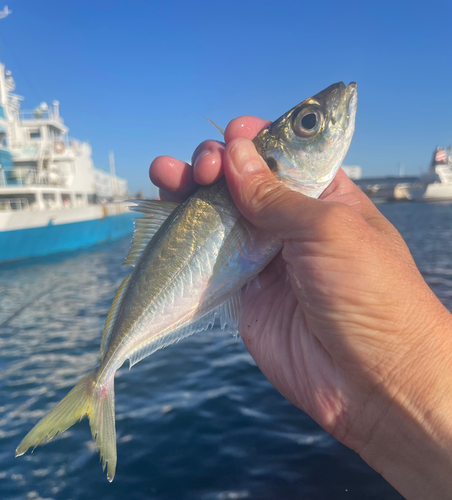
top-left (358, 306), bottom-right (452, 499)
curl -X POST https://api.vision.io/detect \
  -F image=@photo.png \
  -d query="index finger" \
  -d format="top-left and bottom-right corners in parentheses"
top-left (224, 116), bottom-right (271, 143)
top-left (184, 116), bottom-right (272, 187)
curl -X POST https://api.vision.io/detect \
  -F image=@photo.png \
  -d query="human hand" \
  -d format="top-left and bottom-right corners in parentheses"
top-left (150, 116), bottom-right (452, 499)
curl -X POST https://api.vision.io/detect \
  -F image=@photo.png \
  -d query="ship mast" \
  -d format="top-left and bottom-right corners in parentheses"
top-left (109, 149), bottom-right (118, 197)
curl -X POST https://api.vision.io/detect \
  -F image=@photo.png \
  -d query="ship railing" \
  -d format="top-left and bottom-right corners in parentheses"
top-left (9, 142), bottom-right (40, 159)
top-left (0, 197), bottom-right (29, 211)
top-left (2, 168), bottom-right (65, 187)
top-left (10, 138), bottom-right (81, 154)
top-left (19, 109), bottom-right (64, 125)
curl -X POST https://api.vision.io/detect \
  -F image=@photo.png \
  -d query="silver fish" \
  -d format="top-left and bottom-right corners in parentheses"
top-left (16, 82), bottom-right (358, 481)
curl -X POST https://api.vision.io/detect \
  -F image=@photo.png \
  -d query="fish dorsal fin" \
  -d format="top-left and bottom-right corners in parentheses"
top-left (204, 117), bottom-right (225, 136)
top-left (124, 200), bottom-right (179, 267)
top-left (127, 291), bottom-right (242, 369)
top-left (129, 199), bottom-right (179, 217)
top-left (100, 274), bottom-right (133, 360)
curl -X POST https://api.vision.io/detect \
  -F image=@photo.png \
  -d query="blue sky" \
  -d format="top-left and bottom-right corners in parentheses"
top-left (0, 0), bottom-right (450, 198)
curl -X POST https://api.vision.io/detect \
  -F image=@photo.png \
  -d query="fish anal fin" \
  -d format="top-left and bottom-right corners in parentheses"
top-left (127, 291), bottom-right (242, 369)
top-left (216, 291), bottom-right (242, 335)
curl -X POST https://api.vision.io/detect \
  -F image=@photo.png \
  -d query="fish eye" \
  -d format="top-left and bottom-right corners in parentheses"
top-left (292, 105), bottom-right (324, 138)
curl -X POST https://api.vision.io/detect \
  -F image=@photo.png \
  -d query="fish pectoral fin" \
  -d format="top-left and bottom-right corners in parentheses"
top-left (124, 200), bottom-right (179, 266)
top-left (127, 291), bottom-right (243, 369)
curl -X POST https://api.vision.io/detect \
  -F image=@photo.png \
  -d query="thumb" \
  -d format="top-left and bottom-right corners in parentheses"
top-left (224, 138), bottom-right (336, 240)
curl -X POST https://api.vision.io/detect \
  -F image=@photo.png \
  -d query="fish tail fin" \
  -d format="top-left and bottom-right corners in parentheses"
top-left (15, 367), bottom-right (118, 482)
top-left (88, 374), bottom-right (117, 481)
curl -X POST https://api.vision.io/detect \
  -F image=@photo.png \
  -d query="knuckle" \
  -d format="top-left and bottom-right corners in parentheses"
top-left (247, 176), bottom-right (282, 216)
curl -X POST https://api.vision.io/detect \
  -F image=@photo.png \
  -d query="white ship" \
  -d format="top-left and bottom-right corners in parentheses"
top-left (0, 61), bottom-right (134, 263)
top-left (405, 147), bottom-right (452, 202)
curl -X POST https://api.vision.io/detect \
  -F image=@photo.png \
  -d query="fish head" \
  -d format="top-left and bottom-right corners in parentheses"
top-left (253, 82), bottom-right (358, 198)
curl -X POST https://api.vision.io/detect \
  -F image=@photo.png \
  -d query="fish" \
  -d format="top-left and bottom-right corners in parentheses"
top-left (15, 82), bottom-right (358, 481)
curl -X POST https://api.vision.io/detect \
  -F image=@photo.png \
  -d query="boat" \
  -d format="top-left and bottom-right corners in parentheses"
top-left (354, 175), bottom-right (419, 203)
top-left (0, 60), bottom-right (135, 264)
top-left (404, 146), bottom-right (452, 202)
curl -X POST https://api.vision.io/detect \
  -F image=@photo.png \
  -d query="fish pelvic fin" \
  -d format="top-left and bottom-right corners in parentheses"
top-left (15, 367), bottom-right (118, 482)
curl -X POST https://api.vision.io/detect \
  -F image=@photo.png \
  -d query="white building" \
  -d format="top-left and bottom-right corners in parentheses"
top-left (342, 165), bottom-right (362, 180)
top-left (94, 167), bottom-right (128, 199)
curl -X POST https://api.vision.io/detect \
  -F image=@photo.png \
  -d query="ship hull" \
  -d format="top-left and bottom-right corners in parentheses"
top-left (419, 183), bottom-right (452, 201)
top-left (0, 206), bottom-right (134, 263)
top-left (406, 183), bottom-right (452, 202)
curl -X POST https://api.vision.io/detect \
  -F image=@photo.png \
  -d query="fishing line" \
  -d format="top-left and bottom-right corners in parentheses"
top-left (0, 282), bottom-right (63, 329)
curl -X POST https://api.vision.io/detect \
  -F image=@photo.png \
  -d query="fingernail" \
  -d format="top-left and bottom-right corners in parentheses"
top-left (193, 149), bottom-right (211, 169)
top-left (230, 139), bottom-right (265, 175)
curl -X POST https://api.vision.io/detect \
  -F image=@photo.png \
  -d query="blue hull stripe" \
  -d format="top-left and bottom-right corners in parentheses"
top-left (0, 213), bottom-right (135, 263)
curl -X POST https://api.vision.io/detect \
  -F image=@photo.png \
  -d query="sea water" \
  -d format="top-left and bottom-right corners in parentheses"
top-left (1, 202), bottom-right (451, 500)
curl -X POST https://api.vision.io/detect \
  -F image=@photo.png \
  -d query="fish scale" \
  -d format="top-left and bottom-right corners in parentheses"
top-left (16, 82), bottom-right (358, 481)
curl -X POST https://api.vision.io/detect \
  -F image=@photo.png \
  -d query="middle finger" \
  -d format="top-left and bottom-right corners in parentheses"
top-left (191, 140), bottom-right (225, 185)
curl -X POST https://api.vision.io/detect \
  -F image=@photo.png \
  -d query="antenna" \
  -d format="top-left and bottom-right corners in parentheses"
top-left (0, 6), bottom-right (11, 19)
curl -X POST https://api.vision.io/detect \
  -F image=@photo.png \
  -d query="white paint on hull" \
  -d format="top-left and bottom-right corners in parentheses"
top-left (0, 203), bottom-right (130, 231)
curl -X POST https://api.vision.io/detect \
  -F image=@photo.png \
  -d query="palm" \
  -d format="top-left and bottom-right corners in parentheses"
top-left (240, 251), bottom-right (352, 438)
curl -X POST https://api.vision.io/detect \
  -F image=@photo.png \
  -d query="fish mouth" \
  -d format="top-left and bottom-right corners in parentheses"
top-left (344, 82), bottom-right (358, 119)
top-left (312, 82), bottom-right (358, 123)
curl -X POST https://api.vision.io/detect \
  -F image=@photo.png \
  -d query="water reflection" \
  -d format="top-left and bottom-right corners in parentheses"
top-left (2, 202), bottom-right (451, 500)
